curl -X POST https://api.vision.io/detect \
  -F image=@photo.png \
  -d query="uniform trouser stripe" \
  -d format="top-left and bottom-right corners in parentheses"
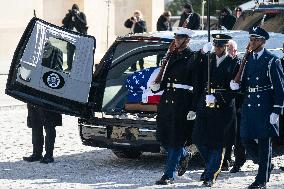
top-left (213, 148), bottom-right (226, 180)
top-left (197, 145), bottom-right (225, 181)
top-left (242, 137), bottom-right (272, 183)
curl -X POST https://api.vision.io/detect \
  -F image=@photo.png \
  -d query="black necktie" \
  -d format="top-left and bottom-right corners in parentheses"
top-left (254, 53), bottom-right (258, 61)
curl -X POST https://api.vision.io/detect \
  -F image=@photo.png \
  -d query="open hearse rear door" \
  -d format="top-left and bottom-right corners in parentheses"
top-left (5, 18), bottom-right (96, 117)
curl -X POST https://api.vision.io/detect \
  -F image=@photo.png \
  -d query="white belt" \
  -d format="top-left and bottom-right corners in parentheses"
top-left (167, 83), bottom-right (193, 91)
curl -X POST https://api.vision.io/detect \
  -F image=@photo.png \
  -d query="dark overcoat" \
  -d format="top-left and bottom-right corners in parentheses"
top-left (27, 104), bottom-right (62, 128)
top-left (156, 15), bottom-right (172, 31)
top-left (178, 12), bottom-right (201, 30)
top-left (62, 11), bottom-right (88, 34)
top-left (240, 49), bottom-right (284, 139)
top-left (192, 52), bottom-right (239, 148)
top-left (156, 48), bottom-right (196, 147)
top-left (124, 19), bottom-right (147, 33)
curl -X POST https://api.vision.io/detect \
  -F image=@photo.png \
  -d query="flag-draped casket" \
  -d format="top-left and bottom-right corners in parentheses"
top-left (125, 67), bottom-right (163, 112)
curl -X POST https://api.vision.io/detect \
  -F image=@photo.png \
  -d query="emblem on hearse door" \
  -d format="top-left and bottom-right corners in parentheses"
top-left (43, 71), bottom-right (65, 89)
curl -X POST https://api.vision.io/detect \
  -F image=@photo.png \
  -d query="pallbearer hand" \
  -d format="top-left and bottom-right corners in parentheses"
top-left (270, 113), bottom-right (279, 125)
top-left (205, 94), bottom-right (216, 104)
top-left (187, 111), bottom-right (196, 120)
top-left (230, 80), bottom-right (240, 90)
top-left (149, 82), bottom-right (160, 92)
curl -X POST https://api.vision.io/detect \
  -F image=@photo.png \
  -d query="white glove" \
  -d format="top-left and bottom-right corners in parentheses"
top-left (187, 111), bottom-right (196, 120)
top-left (202, 42), bottom-right (214, 53)
top-left (270, 113), bottom-right (279, 125)
top-left (230, 80), bottom-right (240, 90)
top-left (205, 94), bottom-right (216, 104)
top-left (149, 82), bottom-right (160, 92)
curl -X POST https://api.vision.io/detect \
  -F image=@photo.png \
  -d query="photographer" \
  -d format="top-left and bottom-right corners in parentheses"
top-left (124, 10), bottom-right (147, 34)
top-left (62, 4), bottom-right (88, 71)
top-left (124, 10), bottom-right (147, 71)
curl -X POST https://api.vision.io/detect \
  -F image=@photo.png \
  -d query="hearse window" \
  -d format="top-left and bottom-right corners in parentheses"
top-left (42, 37), bottom-right (76, 73)
top-left (125, 54), bottom-right (163, 73)
top-left (102, 51), bottom-right (166, 112)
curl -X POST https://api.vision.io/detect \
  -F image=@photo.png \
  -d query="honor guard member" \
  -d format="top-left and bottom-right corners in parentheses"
top-left (192, 33), bottom-right (239, 187)
top-left (230, 27), bottom-right (284, 188)
top-left (150, 27), bottom-right (196, 185)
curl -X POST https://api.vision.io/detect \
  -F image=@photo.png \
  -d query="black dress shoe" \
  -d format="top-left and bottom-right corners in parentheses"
top-left (23, 154), bottom-right (43, 162)
top-left (177, 153), bottom-right (192, 176)
top-left (40, 155), bottom-right (54, 164)
top-left (230, 165), bottom-right (241, 173)
top-left (155, 175), bottom-right (174, 185)
top-left (202, 180), bottom-right (214, 187)
top-left (221, 160), bottom-right (229, 171)
top-left (200, 172), bottom-right (205, 181)
top-left (248, 181), bottom-right (266, 189)
top-left (269, 163), bottom-right (274, 173)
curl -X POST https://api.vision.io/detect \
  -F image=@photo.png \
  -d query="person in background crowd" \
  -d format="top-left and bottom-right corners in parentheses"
top-left (222, 40), bottom-right (247, 173)
top-left (150, 27), bottom-right (196, 185)
top-left (192, 34), bottom-right (239, 187)
top-left (230, 27), bottom-right (284, 188)
top-left (235, 7), bottom-right (243, 18)
top-left (156, 11), bottom-right (172, 66)
top-left (62, 4), bottom-right (88, 71)
top-left (218, 7), bottom-right (236, 30)
top-left (157, 11), bottom-right (172, 32)
top-left (124, 10), bottom-right (147, 71)
top-left (178, 3), bottom-right (201, 30)
top-left (23, 41), bottom-right (63, 164)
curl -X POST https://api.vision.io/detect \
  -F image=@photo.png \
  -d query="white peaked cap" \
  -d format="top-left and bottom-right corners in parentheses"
top-left (174, 27), bottom-right (194, 38)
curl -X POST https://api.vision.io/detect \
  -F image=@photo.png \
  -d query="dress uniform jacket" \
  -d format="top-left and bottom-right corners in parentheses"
top-left (240, 49), bottom-right (284, 139)
top-left (192, 52), bottom-right (239, 148)
top-left (156, 48), bottom-right (196, 147)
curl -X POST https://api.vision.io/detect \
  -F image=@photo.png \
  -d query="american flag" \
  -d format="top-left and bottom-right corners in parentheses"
top-left (125, 67), bottom-right (163, 104)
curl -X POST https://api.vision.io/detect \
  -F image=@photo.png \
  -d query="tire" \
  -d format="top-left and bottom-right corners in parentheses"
top-left (112, 149), bottom-right (142, 159)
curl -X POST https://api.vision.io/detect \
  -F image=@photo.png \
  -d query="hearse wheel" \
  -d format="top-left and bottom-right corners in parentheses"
top-left (112, 149), bottom-right (142, 159)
